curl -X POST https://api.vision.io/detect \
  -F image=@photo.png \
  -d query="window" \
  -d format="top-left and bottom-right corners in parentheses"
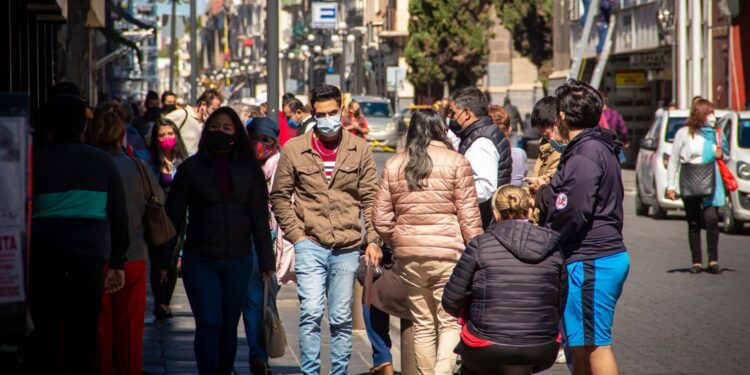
top-left (665, 117), bottom-right (688, 143)
top-left (646, 115), bottom-right (662, 140)
top-left (359, 102), bottom-right (393, 118)
top-left (720, 118), bottom-right (731, 151)
top-left (739, 119), bottom-right (750, 149)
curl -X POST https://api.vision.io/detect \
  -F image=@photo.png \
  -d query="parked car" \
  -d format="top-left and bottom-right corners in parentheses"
top-left (351, 96), bottom-right (397, 151)
top-left (718, 111), bottom-right (750, 233)
top-left (635, 109), bottom-right (731, 218)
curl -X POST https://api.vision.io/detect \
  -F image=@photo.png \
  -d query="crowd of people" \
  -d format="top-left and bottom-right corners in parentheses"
top-left (25, 77), bottom-right (647, 375)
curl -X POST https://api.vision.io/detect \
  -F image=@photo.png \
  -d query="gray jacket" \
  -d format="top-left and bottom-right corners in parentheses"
top-left (109, 150), bottom-right (163, 261)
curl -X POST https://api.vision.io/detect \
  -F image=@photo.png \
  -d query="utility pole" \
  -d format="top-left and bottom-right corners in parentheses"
top-left (168, 0), bottom-right (177, 92)
top-left (190, 0), bottom-right (198, 103)
top-left (267, 0), bottom-right (280, 119)
top-left (690, 0), bottom-right (702, 100)
top-left (677, 0), bottom-right (688, 108)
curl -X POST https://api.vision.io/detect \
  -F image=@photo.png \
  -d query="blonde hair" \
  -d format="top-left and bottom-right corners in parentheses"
top-left (492, 184), bottom-right (530, 221)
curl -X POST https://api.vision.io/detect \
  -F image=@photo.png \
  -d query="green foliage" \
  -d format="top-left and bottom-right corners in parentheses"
top-left (405, 0), bottom-right (494, 91)
top-left (494, 0), bottom-right (553, 73)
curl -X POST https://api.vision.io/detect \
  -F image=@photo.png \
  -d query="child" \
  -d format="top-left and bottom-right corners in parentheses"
top-left (442, 185), bottom-right (565, 375)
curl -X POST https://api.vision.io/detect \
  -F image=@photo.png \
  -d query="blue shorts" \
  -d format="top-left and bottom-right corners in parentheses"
top-left (564, 251), bottom-right (630, 347)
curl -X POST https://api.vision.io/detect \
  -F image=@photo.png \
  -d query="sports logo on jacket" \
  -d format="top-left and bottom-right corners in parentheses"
top-left (556, 193), bottom-right (568, 210)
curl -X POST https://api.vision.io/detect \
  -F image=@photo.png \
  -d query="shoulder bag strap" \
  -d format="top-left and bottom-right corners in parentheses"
top-left (178, 108), bottom-right (189, 131)
top-left (130, 157), bottom-right (158, 203)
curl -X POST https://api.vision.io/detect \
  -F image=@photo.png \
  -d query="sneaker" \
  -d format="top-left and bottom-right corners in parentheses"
top-left (555, 348), bottom-right (567, 364)
top-left (689, 264), bottom-right (702, 274)
top-left (707, 263), bottom-right (722, 274)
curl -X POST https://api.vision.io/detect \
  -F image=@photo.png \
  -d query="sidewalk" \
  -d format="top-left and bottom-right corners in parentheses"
top-left (143, 281), bottom-right (568, 375)
top-left (142, 281), bottom-right (401, 375)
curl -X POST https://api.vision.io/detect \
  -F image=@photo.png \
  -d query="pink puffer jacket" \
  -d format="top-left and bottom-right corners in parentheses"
top-left (373, 141), bottom-right (484, 261)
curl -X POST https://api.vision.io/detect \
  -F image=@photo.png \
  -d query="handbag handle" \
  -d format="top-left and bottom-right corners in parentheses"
top-left (129, 157), bottom-right (159, 203)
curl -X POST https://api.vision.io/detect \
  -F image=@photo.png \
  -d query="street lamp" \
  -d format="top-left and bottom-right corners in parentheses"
top-left (307, 34), bottom-right (316, 43)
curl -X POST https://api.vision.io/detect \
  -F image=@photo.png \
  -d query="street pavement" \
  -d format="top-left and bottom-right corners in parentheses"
top-left (142, 152), bottom-right (750, 374)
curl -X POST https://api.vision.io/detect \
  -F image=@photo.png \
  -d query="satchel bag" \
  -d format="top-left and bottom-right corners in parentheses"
top-left (130, 158), bottom-right (177, 246)
top-left (679, 162), bottom-right (715, 198)
top-left (262, 280), bottom-right (287, 358)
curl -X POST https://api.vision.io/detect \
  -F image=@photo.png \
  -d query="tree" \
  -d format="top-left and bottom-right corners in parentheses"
top-left (405, 0), bottom-right (494, 97)
top-left (494, 0), bottom-right (553, 77)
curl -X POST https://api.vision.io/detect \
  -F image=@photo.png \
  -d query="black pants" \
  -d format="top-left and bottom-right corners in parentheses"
top-left (459, 340), bottom-right (559, 375)
top-left (683, 197), bottom-right (719, 264)
top-left (149, 241), bottom-right (181, 310)
top-left (25, 252), bottom-right (105, 375)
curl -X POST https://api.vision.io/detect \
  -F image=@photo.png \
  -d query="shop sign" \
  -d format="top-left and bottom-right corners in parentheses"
top-left (615, 71), bottom-right (647, 87)
top-left (629, 53), bottom-right (667, 70)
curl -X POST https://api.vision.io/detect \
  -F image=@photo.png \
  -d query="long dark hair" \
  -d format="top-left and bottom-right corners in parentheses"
top-left (149, 117), bottom-right (188, 170)
top-left (404, 109), bottom-right (454, 191)
top-left (199, 107), bottom-right (263, 186)
top-left (685, 99), bottom-right (714, 135)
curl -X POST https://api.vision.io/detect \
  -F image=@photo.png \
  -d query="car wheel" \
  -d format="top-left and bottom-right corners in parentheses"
top-left (722, 195), bottom-right (743, 234)
top-left (635, 179), bottom-right (649, 216)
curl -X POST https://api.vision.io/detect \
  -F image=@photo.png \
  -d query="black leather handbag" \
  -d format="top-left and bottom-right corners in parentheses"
top-left (679, 162), bottom-right (715, 198)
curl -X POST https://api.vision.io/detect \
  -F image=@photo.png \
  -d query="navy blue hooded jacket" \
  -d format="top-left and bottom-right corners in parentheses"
top-left (537, 127), bottom-right (625, 263)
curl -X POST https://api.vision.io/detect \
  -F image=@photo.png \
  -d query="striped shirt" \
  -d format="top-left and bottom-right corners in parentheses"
top-left (312, 136), bottom-right (339, 183)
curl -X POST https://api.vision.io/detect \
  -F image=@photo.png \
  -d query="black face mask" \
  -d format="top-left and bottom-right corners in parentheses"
top-left (162, 104), bottom-right (177, 114)
top-left (353, 110), bottom-right (361, 117)
top-left (448, 119), bottom-right (463, 134)
top-left (448, 109), bottom-right (465, 134)
top-left (204, 131), bottom-right (235, 153)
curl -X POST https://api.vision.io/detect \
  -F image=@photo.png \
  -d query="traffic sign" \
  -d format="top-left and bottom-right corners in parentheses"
top-left (312, 2), bottom-right (337, 29)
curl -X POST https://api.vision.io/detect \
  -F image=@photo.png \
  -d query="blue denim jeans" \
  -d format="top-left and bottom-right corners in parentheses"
top-left (182, 253), bottom-right (252, 375)
top-left (294, 239), bottom-right (360, 375)
top-left (242, 250), bottom-right (267, 362)
top-left (363, 304), bottom-right (393, 366)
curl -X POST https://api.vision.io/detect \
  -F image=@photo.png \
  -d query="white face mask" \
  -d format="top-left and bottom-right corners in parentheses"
top-left (707, 113), bottom-right (717, 127)
top-left (315, 114), bottom-right (342, 136)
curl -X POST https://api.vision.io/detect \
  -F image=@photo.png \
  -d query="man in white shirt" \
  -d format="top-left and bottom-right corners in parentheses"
top-left (447, 86), bottom-right (512, 228)
top-left (286, 98), bottom-right (317, 136)
top-left (165, 89), bottom-right (222, 155)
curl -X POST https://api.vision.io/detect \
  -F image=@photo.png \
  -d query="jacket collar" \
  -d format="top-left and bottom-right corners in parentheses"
top-left (456, 116), bottom-right (494, 140)
top-left (428, 140), bottom-right (450, 149)
top-left (561, 127), bottom-right (617, 162)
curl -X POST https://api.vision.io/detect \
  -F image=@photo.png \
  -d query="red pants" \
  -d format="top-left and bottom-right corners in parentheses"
top-left (96, 260), bottom-right (147, 375)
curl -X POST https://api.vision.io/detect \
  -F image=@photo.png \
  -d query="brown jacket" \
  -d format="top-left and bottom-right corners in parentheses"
top-left (373, 141), bottom-right (483, 262)
top-left (270, 130), bottom-right (379, 249)
top-left (531, 140), bottom-right (561, 179)
top-left (529, 140), bottom-right (561, 223)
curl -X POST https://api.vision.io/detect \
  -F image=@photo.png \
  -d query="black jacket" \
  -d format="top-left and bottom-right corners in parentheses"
top-left (165, 152), bottom-right (274, 272)
top-left (537, 127), bottom-right (625, 263)
top-left (31, 141), bottom-right (130, 269)
top-left (442, 220), bottom-right (565, 346)
top-left (457, 117), bottom-right (513, 227)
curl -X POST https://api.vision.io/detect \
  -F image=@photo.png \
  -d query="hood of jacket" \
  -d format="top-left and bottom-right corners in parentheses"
top-left (560, 127), bottom-right (620, 164)
top-left (489, 220), bottom-right (560, 264)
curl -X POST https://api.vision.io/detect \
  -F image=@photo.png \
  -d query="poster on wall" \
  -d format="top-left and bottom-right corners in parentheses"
top-left (0, 116), bottom-right (25, 228)
top-left (0, 228), bottom-right (24, 303)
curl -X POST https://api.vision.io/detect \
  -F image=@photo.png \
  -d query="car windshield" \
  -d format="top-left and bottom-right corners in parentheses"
top-left (740, 119), bottom-right (750, 148)
top-left (359, 102), bottom-right (393, 118)
top-left (665, 117), bottom-right (688, 143)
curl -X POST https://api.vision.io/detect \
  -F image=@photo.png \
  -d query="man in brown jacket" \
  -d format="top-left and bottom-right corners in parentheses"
top-left (525, 97), bottom-right (562, 223)
top-left (270, 84), bottom-right (382, 375)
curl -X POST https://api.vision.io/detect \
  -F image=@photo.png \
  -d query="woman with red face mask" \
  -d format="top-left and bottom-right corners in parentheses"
top-left (148, 118), bottom-right (189, 320)
top-left (243, 117), bottom-right (294, 374)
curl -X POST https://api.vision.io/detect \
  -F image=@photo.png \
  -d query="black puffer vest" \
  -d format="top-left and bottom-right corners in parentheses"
top-left (456, 117), bottom-right (513, 227)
